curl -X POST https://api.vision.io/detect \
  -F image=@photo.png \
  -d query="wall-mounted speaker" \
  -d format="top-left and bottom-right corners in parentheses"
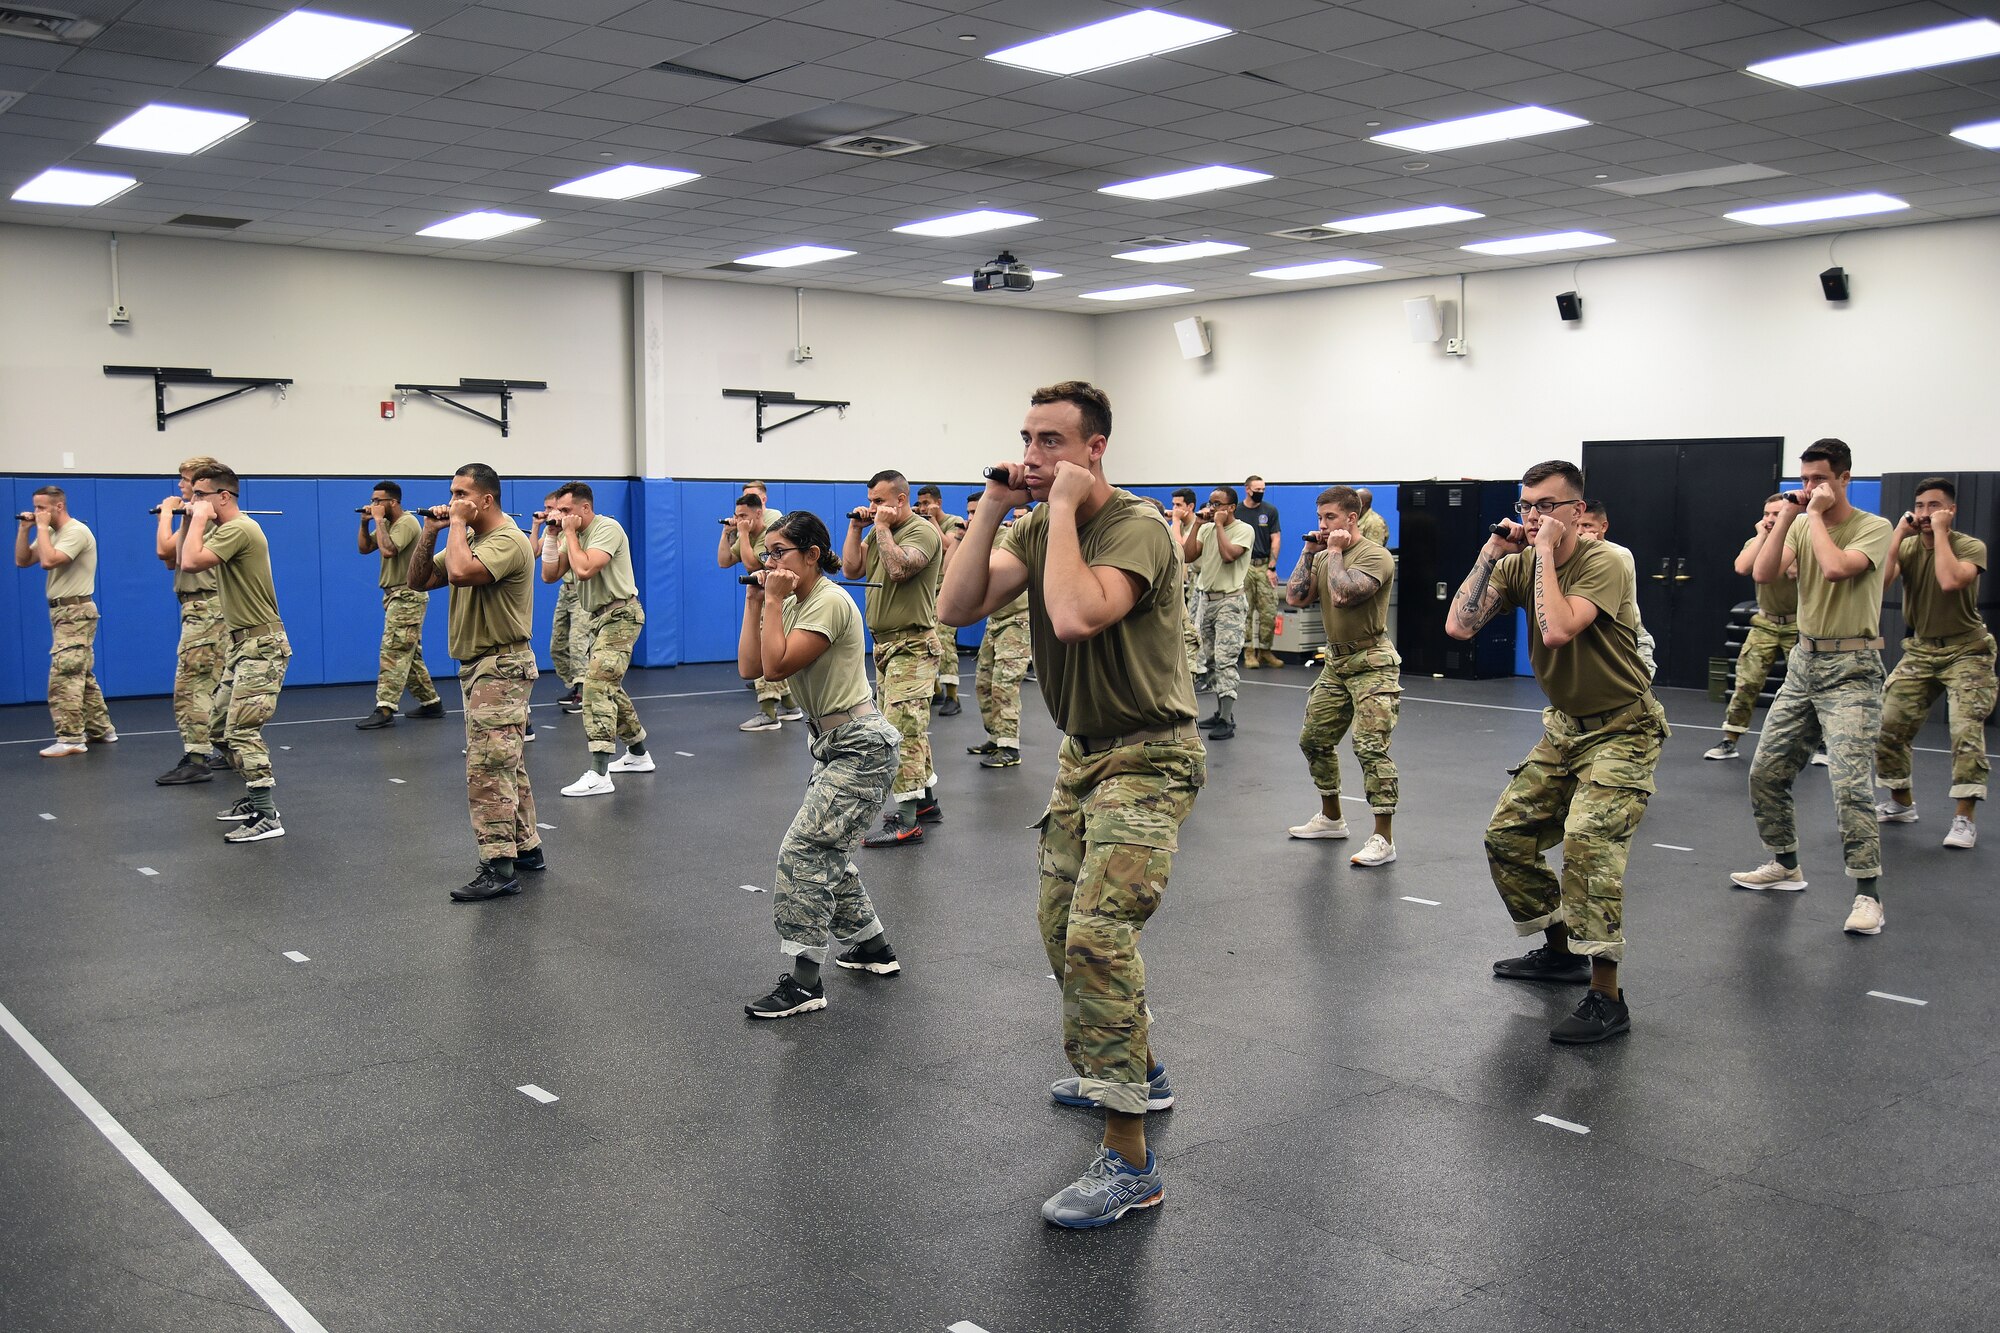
top-left (1173, 315), bottom-right (1210, 359)
top-left (1555, 290), bottom-right (1582, 322)
top-left (1820, 266), bottom-right (1850, 301)
top-left (1404, 295), bottom-right (1442, 343)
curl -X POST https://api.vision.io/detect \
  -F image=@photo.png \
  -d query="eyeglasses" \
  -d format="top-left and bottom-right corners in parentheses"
top-left (190, 488), bottom-right (231, 500)
top-left (1513, 498), bottom-right (1584, 516)
top-left (762, 544), bottom-right (798, 561)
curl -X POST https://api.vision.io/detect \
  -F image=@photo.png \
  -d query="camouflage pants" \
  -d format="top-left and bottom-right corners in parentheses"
top-left (754, 674), bottom-right (794, 707)
top-left (773, 714), bottom-right (901, 963)
top-left (549, 580), bottom-right (588, 687)
top-left (1750, 646), bottom-right (1882, 877)
top-left (873, 626), bottom-right (942, 800)
top-left (1299, 644), bottom-right (1403, 813)
top-left (1246, 559), bottom-right (1279, 651)
top-left (462, 644), bottom-right (539, 861)
top-left (1723, 618), bottom-right (1797, 733)
top-left (581, 600), bottom-right (646, 754)
top-left (47, 603), bottom-right (114, 744)
top-left (1181, 588), bottom-right (1200, 676)
top-left (975, 615), bottom-right (1032, 743)
top-left (218, 630), bottom-right (291, 790)
top-left (1876, 633), bottom-right (1996, 801)
top-left (375, 587), bottom-right (440, 710)
top-left (1484, 697), bottom-right (1666, 962)
top-left (1192, 589), bottom-right (1247, 700)
top-left (173, 595), bottom-right (224, 752)
top-left (1038, 733), bottom-right (1204, 1115)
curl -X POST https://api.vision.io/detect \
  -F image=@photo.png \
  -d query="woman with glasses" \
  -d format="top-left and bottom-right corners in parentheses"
top-left (738, 511), bottom-right (905, 1019)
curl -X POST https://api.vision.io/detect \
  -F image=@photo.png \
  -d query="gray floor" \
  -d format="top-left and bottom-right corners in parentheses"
top-left (2, 660), bottom-right (1994, 1333)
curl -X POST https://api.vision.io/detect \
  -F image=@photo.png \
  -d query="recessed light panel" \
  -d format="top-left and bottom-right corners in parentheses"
top-left (417, 211), bottom-right (541, 240)
top-left (550, 165), bottom-right (701, 199)
top-left (96, 104), bottom-right (251, 155)
top-left (893, 210), bottom-right (1037, 237)
top-left (1250, 259), bottom-right (1383, 280)
top-left (1747, 19), bottom-right (2000, 88)
top-left (1079, 284), bottom-right (1193, 301)
top-left (217, 9), bottom-right (415, 81)
top-left (1723, 193), bottom-right (1908, 226)
top-left (1099, 165), bottom-right (1272, 200)
top-left (986, 10), bottom-right (1230, 76)
top-left (1115, 241), bottom-right (1247, 262)
top-left (1369, 107), bottom-right (1589, 153)
top-left (11, 168), bottom-right (138, 206)
top-left (1950, 118), bottom-right (2000, 149)
top-left (943, 270), bottom-right (1060, 286)
top-left (736, 245), bottom-right (856, 267)
top-left (1323, 205), bottom-right (1483, 232)
top-left (1461, 231), bottom-right (1614, 256)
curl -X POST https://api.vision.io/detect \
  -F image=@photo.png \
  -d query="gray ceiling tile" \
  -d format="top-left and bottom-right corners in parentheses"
top-left (391, 38), bottom-right (524, 77)
top-left (1259, 9), bottom-right (1413, 52)
top-left (491, 53), bottom-right (636, 91)
top-left (450, 77), bottom-right (576, 112)
top-left (427, 9), bottom-right (588, 52)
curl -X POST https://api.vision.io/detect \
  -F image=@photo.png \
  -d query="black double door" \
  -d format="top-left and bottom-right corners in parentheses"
top-left (1580, 438), bottom-right (1783, 690)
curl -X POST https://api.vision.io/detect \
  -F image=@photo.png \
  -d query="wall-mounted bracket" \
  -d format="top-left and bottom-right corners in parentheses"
top-left (103, 365), bottom-right (293, 432)
top-left (394, 378), bottom-right (547, 437)
top-left (723, 388), bottom-right (849, 442)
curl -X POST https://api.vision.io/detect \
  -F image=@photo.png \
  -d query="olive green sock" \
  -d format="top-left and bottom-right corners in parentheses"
top-left (247, 787), bottom-right (277, 819)
top-left (761, 698), bottom-right (777, 719)
top-left (592, 752), bottom-right (610, 777)
top-left (489, 856), bottom-right (516, 881)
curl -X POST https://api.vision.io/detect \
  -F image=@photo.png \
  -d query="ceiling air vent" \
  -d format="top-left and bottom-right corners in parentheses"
top-left (1268, 225), bottom-right (1349, 242)
top-left (167, 214), bottom-right (250, 231)
top-left (0, 5), bottom-right (103, 43)
top-left (817, 134), bottom-right (926, 158)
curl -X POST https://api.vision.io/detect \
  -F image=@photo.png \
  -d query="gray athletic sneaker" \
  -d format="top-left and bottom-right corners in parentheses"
top-left (1042, 1147), bottom-right (1164, 1228)
top-left (1051, 1064), bottom-right (1174, 1111)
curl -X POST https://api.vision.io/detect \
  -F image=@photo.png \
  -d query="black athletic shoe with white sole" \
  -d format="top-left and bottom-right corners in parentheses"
top-left (1550, 988), bottom-right (1630, 1044)
top-left (223, 815), bottom-right (284, 843)
top-left (745, 973), bottom-right (827, 1018)
top-left (835, 940), bottom-right (901, 975)
top-left (1492, 944), bottom-right (1590, 984)
top-left (215, 796), bottom-right (259, 822)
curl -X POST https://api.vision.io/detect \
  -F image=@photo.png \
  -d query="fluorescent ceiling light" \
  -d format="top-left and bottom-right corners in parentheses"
top-left (1950, 118), bottom-right (2000, 149)
top-left (1099, 165), bottom-right (1272, 201)
top-left (1115, 241), bottom-right (1247, 262)
top-left (893, 209), bottom-right (1037, 237)
top-left (986, 10), bottom-right (1230, 76)
top-left (1079, 284), bottom-right (1193, 301)
top-left (943, 270), bottom-right (1060, 286)
top-left (550, 165), bottom-right (700, 199)
top-left (736, 244), bottom-right (856, 267)
top-left (11, 167), bottom-right (137, 206)
top-left (96, 104), bottom-right (250, 155)
top-left (1747, 18), bottom-right (2000, 88)
top-left (1250, 259), bottom-right (1383, 280)
top-left (1723, 193), bottom-right (1908, 226)
top-left (1323, 205), bottom-right (1483, 232)
top-left (217, 9), bottom-right (415, 81)
top-left (417, 211), bottom-right (541, 240)
top-left (1369, 106), bottom-right (1589, 153)
top-left (1461, 231), bottom-right (1614, 256)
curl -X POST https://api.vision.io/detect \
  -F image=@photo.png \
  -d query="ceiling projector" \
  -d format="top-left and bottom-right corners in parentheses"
top-left (972, 251), bottom-right (1034, 293)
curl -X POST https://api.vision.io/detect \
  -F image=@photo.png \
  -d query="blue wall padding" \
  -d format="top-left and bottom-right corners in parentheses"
top-left (637, 479), bottom-right (678, 667)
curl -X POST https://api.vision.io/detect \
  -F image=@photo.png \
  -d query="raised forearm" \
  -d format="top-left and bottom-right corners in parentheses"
top-left (1324, 550), bottom-right (1382, 607)
top-left (1043, 504), bottom-right (1111, 642)
top-left (407, 528), bottom-right (444, 590)
top-left (737, 591), bottom-right (763, 679)
top-left (1446, 552), bottom-right (1503, 638)
top-left (1753, 515), bottom-right (1795, 583)
top-left (1285, 548), bottom-right (1317, 607)
top-left (841, 523), bottom-right (865, 579)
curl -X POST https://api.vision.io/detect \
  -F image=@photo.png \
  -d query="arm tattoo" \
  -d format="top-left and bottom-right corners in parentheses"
top-left (1533, 554), bottom-right (1550, 637)
top-left (407, 529), bottom-right (445, 591)
top-left (880, 532), bottom-right (933, 582)
top-left (1323, 548), bottom-right (1382, 606)
top-left (1286, 548), bottom-right (1317, 604)
top-left (1454, 554), bottom-right (1502, 632)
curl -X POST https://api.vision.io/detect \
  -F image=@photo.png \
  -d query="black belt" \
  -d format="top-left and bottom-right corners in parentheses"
top-left (177, 589), bottom-right (211, 604)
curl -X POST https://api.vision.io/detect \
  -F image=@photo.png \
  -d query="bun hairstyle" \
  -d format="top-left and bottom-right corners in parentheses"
top-left (770, 511), bottom-right (840, 573)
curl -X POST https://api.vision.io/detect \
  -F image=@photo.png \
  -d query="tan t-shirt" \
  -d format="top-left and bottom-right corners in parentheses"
top-left (1358, 511), bottom-right (1389, 547)
top-left (203, 516), bottom-right (281, 629)
top-left (172, 515), bottom-right (217, 596)
top-left (997, 489), bottom-right (1198, 738)
top-left (1786, 509), bottom-right (1894, 640)
top-left (45, 519), bottom-right (97, 601)
top-left (1741, 534), bottom-right (1799, 619)
top-left (378, 512), bottom-right (422, 590)
top-left (1314, 538), bottom-right (1395, 645)
top-left (861, 514), bottom-right (942, 634)
top-left (1900, 532), bottom-right (1988, 639)
top-left (988, 585), bottom-right (1030, 626)
top-left (1194, 518), bottom-right (1256, 594)
top-left (781, 576), bottom-right (871, 721)
top-left (1493, 540), bottom-right (1650, 718)
top-left (574, 515), bottom-right (637, 614)
top-left (449, 523), bottom-right (535, 660)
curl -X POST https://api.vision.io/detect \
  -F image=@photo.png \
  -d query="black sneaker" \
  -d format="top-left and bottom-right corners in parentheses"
top-left (1550, 988), bottom-right (1631, 1044)
top-left (407, 700), bottom-right (446, 719)
top-left (558, 689), bottom-right (584, 715)
top-left (451, 864), bottom-right (521, 902)
top-left (938, 697), bottom-right (962, 717)
top-left (206, 748), bottom-right (233, 771)
top-left (356, 706), bottom-right (396, 730)
top-left (1492, 944), bottom-right (1590, 984)
top-left (915, 798), bottom-right (943, 824)
top-left (835, 940), bottom-right (901, 975)
top-left (862, 816), bottom-right (924, 849)
top-left (155, 754), bottom-right (214, 786)
top-left (981, 748), bottom-right (1022, 768)
top-left (1207, 721), bottom-right (1235, 740)
top-left (516, 845), bottom-right (547, 873)
top-left (745, 973), bottom-right (827, 1018)
top-left (1197, 712), bottom-right (1223, 729)
top-left (966, 740), bottom-right (1001, 755)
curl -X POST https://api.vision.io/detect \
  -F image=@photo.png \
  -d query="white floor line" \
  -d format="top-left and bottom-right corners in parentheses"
top-left (1534, 1113), bottom-right (1590, 1135)
top-left (1866, 990), bottom-right (1927, 1006)
top-left (517, 1084), bottom-right (559, 1104)
top-left (949, 1322), bottom-right (994, 1333)
top-left (1400, 896), bottom-right (1441, 906)
top-left (674, 751), bottom-right (695, 757)
top-left (536, 822), bottom-right (556, 830)
top-left (741, 884), bottom-right (768, 893)
top-left (282, 951), bottom-right (309, 963)
top-left (1653, 843), bottom-right (1694, 851)
top-left (0, 998), bottom-right (328, 1333)
top-left (136, 867), bottom-right (158, 877)
top-left (388, 777), bottom-right (406, 784)
top-left (39, 812), bottom-right (55, 820)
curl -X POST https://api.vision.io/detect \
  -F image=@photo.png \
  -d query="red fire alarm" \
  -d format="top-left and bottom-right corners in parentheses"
top-left (380, 401), bottom-right (396, 419)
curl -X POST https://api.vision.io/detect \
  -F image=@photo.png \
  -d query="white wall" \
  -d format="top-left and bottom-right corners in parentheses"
top-left (1093, 215), bottom-right (2000, 482)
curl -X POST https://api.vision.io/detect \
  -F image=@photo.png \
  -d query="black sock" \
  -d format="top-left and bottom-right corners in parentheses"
top-left (628, 739), bottom-right (647, 756)
top-left (490, 856), bottom-right (516, 880)
top-left (1775, 851), bottom-right (1799, 869)
top-left (857, 933), bottom-right (893, 957)
top-left (792, 957), bottom-right (822, 988)
top-left (1857, 877), bottom-right (1881, 902)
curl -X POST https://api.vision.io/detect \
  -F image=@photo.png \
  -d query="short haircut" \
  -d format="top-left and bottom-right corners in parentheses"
top-left (1914, 476), bottom-right (1955, 502)
top-left (1800, 437), bottom-right (1851, 474)
top-left (1143, 496), bottom-right (1167, 513)
top-left (31, 485), bottom-right (66, 503)
top-left (964, 492), bottom-right (982, 506)
top-left (1583, 499), bottom-right (1608, 519)
top-left (1317, 485), bottom-right (1360, 513)
top-left (1520, 459), bottom-right (1584, 494)
top-left (545, 490), bottom-right (562, 503)
top-left (768, 510), bottom-right (840, 573)
top-left (867, 469), bottom-right (908, 494)
top-left (452, 463), bottom-right (500, 498)
top-left (735, 492), bottom-right (764, 509)
top-left (1765, 492), bottom-right (1788, 505)
top-left (745, 480), bottom-right (768, 496)
top-left (1211, 484), bottom-right (1239, 505)
top-left (190, 463), bottom-right (241, 494)
top-left (1245, 474), bottom-right (1263, 485)
top-left (1171, 487), bottom-right (1198, 507)
top-left (373, 479), bottom-right (403, 501)
top-left (178, 454), bottom-right (221, 478)
top-left (554, 480), bottom-right (595, 505)
top-left (1029, 380), bottom-right (1112, 441)
top-left (917, 484), bottom-right (942, 501)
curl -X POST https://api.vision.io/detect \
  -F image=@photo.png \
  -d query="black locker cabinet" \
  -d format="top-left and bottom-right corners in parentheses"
top-left (1397, 481), bottom-right (1519, 679)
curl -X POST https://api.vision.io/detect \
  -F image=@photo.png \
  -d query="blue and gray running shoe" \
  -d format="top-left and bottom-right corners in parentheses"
top-left (1050, 1063), bottom-right (1174, 1111)
top-left (1041, 1147), bottom-right (1164, 1228)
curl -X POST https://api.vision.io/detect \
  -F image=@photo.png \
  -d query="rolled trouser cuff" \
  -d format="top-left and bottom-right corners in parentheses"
top-left (1075, 1076), bottom-right (1150, 1116)
top-left (1845, 865), bottom-right (1882, 879)
top-left (1567, 938), bottom-right (1624, 962)
top-left (837, 918), bottom-right (885, 946)
top-left (1511, 906), bottom-right (1563, 935)
top-left (892, 786), bottom-right (925, 803)
top-left (780, 938), bottom-right (829, 965)
top-left (1765, 843), bottom-right (1799, 856)
top-left (1368, 803), bottom-right (1397, 815)
top-left (1949, 784), bottom-right (1987, 800)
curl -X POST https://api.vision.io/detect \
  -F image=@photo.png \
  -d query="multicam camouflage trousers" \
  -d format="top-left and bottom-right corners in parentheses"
top-left (549, 579), bottom-right (589, 687)
top-left (1875, 632), bottom-right (1996, 801)
top-left (754, 674), bottom-right (795, 708)
top-left (1192, 588), bottom-right (1247, 700)
top-left (462, 643), bottom-right (538, 862)
top-left (873, 626), bottom-right (942, 800)
top-left (375, 587), bottom-right (440, 710)
top-left (1484, 696), bottom-right (1667, 962)
top-left (1751, 646), bottom-right (1883, 878)
top-left (1722, 617), bottom-right (1798, 733)
top-left (1299, 643), bottom-right (1402, 813)
top-left (582, 599), bottom-right (646, 754)
top-left (173, 594), bottom-right (224, 752)
top-left (47, 602), bottom-right (113, 744)
top-left (1246, 559), bottom-right (1279, 651)
top-left (1038, 733), bottom-right (1205, 1115)
top-left (216, 628), bottom-right (291, 790)
top-left (773, 714), bottom-right (901, 963)
top-left (975, 614), bottom-right (1032, 744)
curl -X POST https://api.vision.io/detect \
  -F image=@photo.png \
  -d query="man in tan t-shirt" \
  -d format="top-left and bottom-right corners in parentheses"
top-left (719, 491), bottom-right (801, 732)
top-left (544, 481), bottom-right (650, 796)
top-left (1705, 495), bottom-right (1801, 761)
top-left (356, 479), bottom-right (444, 730)
top-left (154, 456), bottom-right (225, 785)
top-left (1448, 459), bottom-right (1661, 1045)
top-left (1875, 475), bottom-right (1994, 850)
top-left (916, 484), bottom-right (968, 716)
top-left (16, 485), bottom-right (116, 757)
top-left (1180, 486), bottom-right (1255, 738)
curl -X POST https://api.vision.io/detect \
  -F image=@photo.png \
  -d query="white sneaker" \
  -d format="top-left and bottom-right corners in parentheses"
top-left (561, 771), bottom-right (616, 797)
top-left (1350, 834), bottom-right (1397, 866)
top-left (608, 750), bottom-right (655, 773)
top-left (1843, 893), bottom-right (1884, 935)
top-left (1944, 816), bottom-right (1977, 850)
top-left (1810, 749), bottom-right (1830, 767)
top-left (1288, 813), bottom-right (1349, 840)
top-left (1729, 861), bottom-right (1807, 892)
top-left (739, 713), bottom-right (783, 732)
top-left (776, 704), bottom-right (805, 721)
top-left (90, 730), bottom-right (118, 743)
top-left (1875, 799), bottom-right (1919, 824)
top-left (39, 741), bottom-right (86, 758)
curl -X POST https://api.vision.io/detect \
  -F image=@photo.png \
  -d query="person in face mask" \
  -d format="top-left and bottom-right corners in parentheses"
top-left (1237, 475), bottom-right (1283, 669)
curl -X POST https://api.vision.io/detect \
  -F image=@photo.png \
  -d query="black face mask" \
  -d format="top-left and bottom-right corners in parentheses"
top-left (1247, 490), bottom-right (1264, 505)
